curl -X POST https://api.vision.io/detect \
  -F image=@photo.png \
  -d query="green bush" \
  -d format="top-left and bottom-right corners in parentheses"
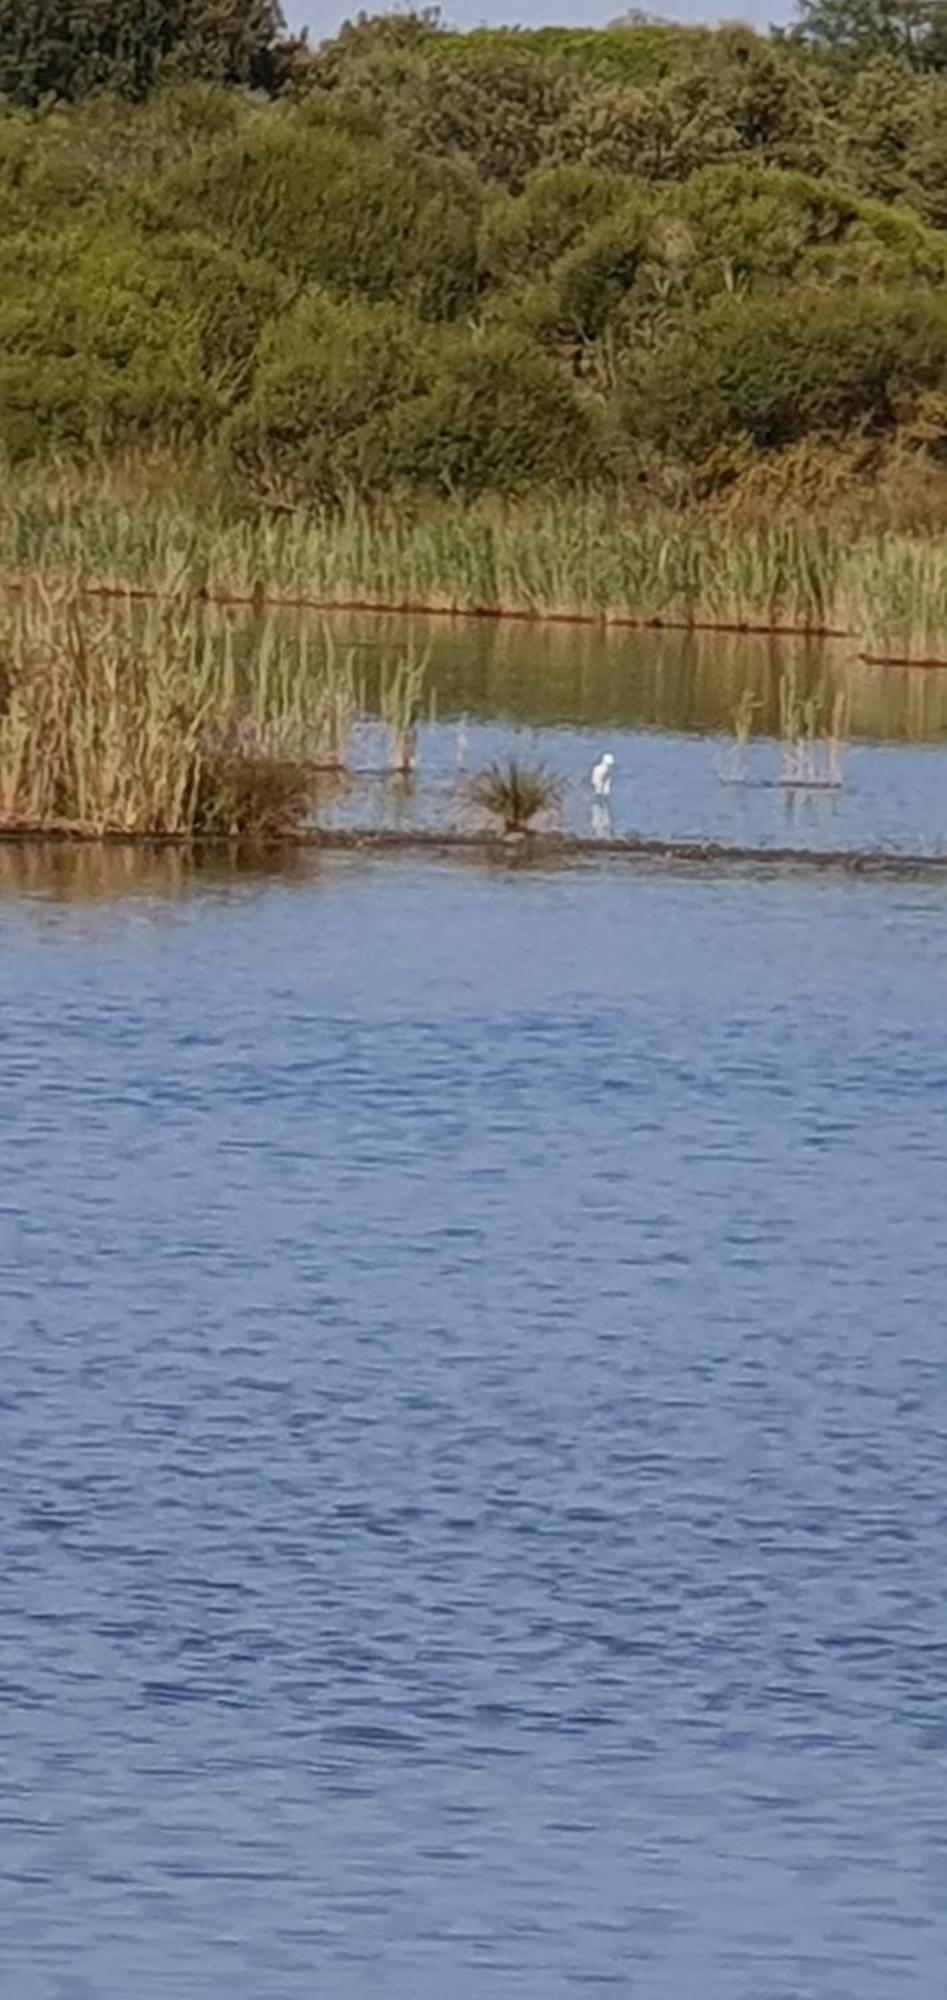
top-left (625, 287), bottom-right (947, 456)
top-left (0, 0), bottom-right (290, 106)
top-left (225, 293), bottom-right (437, 500)
top-left (506, 164), bottom-right (947, 360)
top-left (145, 232), bottom-right (287, 395)
top-left (0, 229), bottom-right (203, 454)
top-left (0, 223), bottom-right (283, 455)
top-left (498, 196), bottom-right (656, 349)
top-left (300, 7), bottom-right (443, 90)
top-left (428, 23), bottom-right (711, 88)
top-left (479, 166), bottom-right (630, 289)
top-left (3, 20), bottom-right (947, 496)
top-left (388, 43), bottom-right (584, 194)
top-left (550, 71), bottom-right (736, 184)
top-left (540, 200), bottom-right (654, 342)
top-left (226, 299), bottom-right (598, 501)
top-left (695, 27), bottom-right (838, 175)
top-left (838, 59), bottom-right (947, 229)
top-left (303, 33), bottom-right (590, 195)
top-left (148, 114), bottom-right (481, 320)
top-left (665, 162), bottom-right (947, 297)
top-left (0, 86), bottom-right (253, 244)
top-left (389, 330), bottom-right (602, 496)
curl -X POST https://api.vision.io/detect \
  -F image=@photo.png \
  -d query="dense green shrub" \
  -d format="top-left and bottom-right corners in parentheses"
top-left (383, 43), bottom-right (584, 194)
top-left (144, 232), bottom-right (287, 394)
top-left (324, 41), bottom-right (583, 194)
top-left (224, 293), bottom-right (437, 499)
top-left (839, 58), bottom-right (947, 228)
top-left (299, 6), bottom-right (443, 90)
top-left (550, 72), bottom-right (736, 184)
top-left (301, 15), bottom-right (947, 232)
top-left (666, 165), bottom-right (863, 295)
top-left (494, 162), bottom-right (947, 369)
top-left (0, 87), bottom-right (253, 241)
top-left (387, 330), bottom-right (602, 496)
top-left (479, 166), bottom-right (630, 289)
top-left (0, 230), bottom-right (201, 454)
top-left (3, 13), bottom-right (947, 501)
top-left (0, 223), bottom-right (283, 455)
top-left (625, 288), bottom-right (947, 456)
top-left (434, 22), bottom-right (712, 87)
top-left (304, 14), bottom-right (708, 94)
top-left (665, 163), bottom-right (947, 298)
top-left (226, 298), bottom-right (598, 501)
top-left (0, 0), bottom-right (290, 106)
top-left (694, 27), bottom-right (838, 175)
top-left (523, 199), bottom-right (654, 344)
top-left (148, 115), bottom-right (480, 319)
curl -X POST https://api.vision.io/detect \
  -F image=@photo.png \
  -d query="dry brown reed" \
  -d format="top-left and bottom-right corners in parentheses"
top-left (0, 586), bottom-right (361, 836)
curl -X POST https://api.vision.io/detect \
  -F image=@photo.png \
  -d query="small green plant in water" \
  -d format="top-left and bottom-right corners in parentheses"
top-left (379, 644), bottom-right (432, 774)
top-left (779, 668), bottom-right (849, 787)
top-left (469, 757), bottom-right (564, 834)
top-left (722, 684), bottom-right (760, 781)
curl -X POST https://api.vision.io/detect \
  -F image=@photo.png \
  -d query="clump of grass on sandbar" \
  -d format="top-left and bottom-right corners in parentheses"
top-left (469, 757), bottom-right (564, 834)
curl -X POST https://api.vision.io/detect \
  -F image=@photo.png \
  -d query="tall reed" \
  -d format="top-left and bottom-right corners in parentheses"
top-left (778, 667), bottom-right (849, 787)
top-left (2, 459), bottom-right (946, 657)
top-left (379, 644), bottom-right (432, 773)
top-left (0, 588), bottom-right (360, 835)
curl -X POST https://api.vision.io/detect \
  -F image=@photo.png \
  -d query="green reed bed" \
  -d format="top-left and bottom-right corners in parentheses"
top-left (836, 538), bottom-right (947, 660)
top-left (1, 463), bottom-right (946, 657)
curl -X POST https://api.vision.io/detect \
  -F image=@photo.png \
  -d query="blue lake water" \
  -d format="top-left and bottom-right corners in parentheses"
top-left (211, 608), bottom-right (947, 851)
top-left (324, 618), bottom-right (947, 852)
top-left (2, 847), bottom-right (946, 1999)
top-left (334, 717), bottom-right (947, 855)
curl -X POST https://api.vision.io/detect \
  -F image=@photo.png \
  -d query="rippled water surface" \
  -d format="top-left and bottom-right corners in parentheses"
top-left (2, 848), bottom-right (946, 1999)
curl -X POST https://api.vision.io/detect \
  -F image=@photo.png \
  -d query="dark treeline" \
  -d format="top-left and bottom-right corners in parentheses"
top-left (3, 2), bottom-right (947, 513)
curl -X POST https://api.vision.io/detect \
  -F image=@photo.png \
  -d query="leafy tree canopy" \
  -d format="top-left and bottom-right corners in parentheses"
top-left (3, 9), bottom-right (947, 499)
top-left (0, 0), bottom-right (292, 105)
top-left (788, 0), bottom-right (947, 72)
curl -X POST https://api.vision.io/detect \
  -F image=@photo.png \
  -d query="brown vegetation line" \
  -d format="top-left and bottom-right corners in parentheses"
top-left (8, 572), bottom-right (947, 665)
top-left (0, 572), bottom-right (860, 645)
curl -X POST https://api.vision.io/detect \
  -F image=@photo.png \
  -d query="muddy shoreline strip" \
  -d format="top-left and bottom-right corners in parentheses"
top-left (1, 825), bottom-right (945, 880)
top-left (858, 652), bottom-right (947, 670)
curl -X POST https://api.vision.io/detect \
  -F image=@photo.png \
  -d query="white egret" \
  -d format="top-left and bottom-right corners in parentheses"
top-left (590, 751), bottom-right (615, 798)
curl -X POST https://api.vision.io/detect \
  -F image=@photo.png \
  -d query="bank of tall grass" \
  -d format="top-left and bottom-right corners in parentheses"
top-left (3, 462), bottom-right (947, 659)
top-left (0, 584), bottom-right (362, 835)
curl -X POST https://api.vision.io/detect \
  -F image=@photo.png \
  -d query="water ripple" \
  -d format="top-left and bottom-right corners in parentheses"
top-left (0, 857), bottom-right (945, 1997)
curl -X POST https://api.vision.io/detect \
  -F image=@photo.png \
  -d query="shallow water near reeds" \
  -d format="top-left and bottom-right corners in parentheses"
top-left (2, 837), bottom-right (947, 2000)
top-left (228, 610), bottom-right (947, 856)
